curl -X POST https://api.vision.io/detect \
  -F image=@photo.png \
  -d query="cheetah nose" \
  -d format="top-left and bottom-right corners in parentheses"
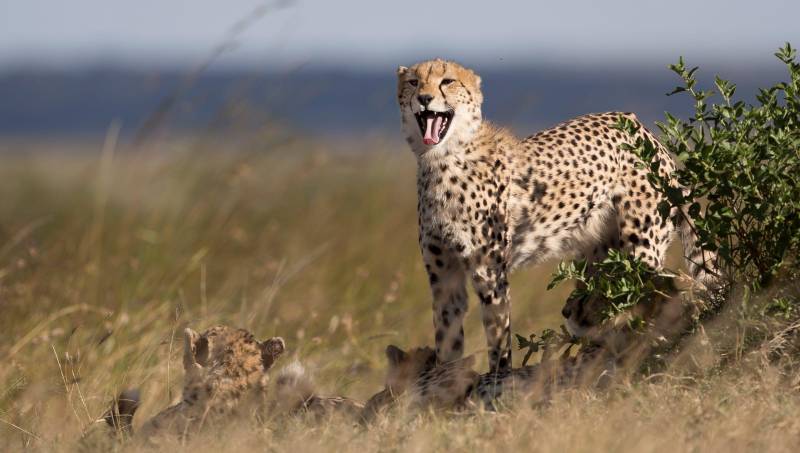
top-left (417, 94), bottom-right (433, 106)
top-left (561, 306), bottom-right (572, 318)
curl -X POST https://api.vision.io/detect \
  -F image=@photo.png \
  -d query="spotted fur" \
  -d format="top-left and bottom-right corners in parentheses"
top-left (397, 59), bottom-right (717, 373)
top-left (362, 345), bottom-right (477, 421)
top-left (104, 325), bottom-right (285, 442)
top-left (365, 344), bottom-right (615, 413)
top-left (469, 347), bottom-right (616, 409)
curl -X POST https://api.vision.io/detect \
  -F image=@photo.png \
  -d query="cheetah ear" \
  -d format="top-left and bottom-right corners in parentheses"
top-left (474, 75), bottom-right (481, 88)
top-left (259, 337), bottom-right (286, 370)
top-left (396, 66), bottom-right (409, 77)
top-left (385, 345), bottom-right (407, 365)
top-left (183, 328), bottom-right (208, 370)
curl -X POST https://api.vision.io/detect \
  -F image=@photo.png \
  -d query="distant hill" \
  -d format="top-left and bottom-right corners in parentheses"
top-left (0, 64), bottom-right (786, 139)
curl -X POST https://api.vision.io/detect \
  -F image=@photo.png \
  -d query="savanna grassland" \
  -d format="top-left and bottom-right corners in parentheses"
top-left (1, 136), bottom-right (799, 452)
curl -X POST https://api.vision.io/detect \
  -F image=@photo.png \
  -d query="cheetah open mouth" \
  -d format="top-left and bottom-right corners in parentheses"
top-left (415, 110), bottom-right (454, 145)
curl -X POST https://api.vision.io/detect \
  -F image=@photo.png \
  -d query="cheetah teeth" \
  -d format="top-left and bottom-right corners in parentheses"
top-left (415, 110), bottom-right (454, 146)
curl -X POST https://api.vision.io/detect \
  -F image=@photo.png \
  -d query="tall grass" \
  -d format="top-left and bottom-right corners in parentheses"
top-left (0, 137), bottom-right (579, 450)
top-left (1, 136), bottom-right (797, 451)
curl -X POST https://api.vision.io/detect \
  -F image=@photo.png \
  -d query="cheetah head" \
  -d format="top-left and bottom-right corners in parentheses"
top-left (562, 294), bottom-right (608, 339)
top-left (182, 325), bottom-right (286, 399)
top-left (397, 59), bottom-right (483, 153)
top-left (563, 281), bottom-right (684, 347)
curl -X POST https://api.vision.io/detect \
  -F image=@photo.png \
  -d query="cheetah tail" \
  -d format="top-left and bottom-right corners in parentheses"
top-left (677, 208), bottom-right (720, 291)
top-left (103, 389), bottom-right (140, 434)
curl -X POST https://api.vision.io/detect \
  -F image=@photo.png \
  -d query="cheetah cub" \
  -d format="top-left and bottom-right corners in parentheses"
top-left (364, 344), bottom-right (615, 414)
top-left (103, 325), bottom-right (285, 443)
top-left (361, 345), bottom-right (477, 421)
top-left (397, 59), bottom-right (717, 373)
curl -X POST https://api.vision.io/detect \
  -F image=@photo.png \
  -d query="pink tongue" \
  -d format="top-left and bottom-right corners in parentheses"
top-left (423, 115), bottom-right (444, 145)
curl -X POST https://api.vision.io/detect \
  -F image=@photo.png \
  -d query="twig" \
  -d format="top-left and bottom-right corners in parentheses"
top-left (133, 0), bottom-right (294, 145)
top-left (70, 364), bottom-right (93, 423)
top-left (52, 345), bottom-right (84, 427)
top-left (167, 307), bottom-right (181, 403)
top-left (0, 216), bottom-right (51, 263)
top-left (0, 418), bottom-right (42, 442)
top-left (251, 242), bottom-right (330, 325)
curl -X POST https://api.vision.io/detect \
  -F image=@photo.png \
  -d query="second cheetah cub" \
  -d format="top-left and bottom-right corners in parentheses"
top-left (362, 345), bottom-right (477, 421)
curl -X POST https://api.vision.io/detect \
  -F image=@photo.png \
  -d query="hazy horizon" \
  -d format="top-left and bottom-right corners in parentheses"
top-left (1, 0), bottom-right (798, 72)
top-left (1, 0), bottom-right (796, 139)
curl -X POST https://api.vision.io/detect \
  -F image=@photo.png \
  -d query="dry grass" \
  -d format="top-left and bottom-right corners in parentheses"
top-left (0, 137), bottom-right (798, 452)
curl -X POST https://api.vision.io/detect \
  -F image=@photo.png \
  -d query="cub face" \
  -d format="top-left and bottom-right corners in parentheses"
top-left (396, 59), bottom-right (483, 153)
top-left (383, 344), bottom-right (477, 408)
top-left (383, 344), bottom-right (437, 393)
top-left (183, 325), bottom-right (286, 387)
top-left (102, 325), bottom-right (286, 440)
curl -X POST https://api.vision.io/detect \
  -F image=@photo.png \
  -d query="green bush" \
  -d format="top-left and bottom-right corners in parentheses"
top-left (547, 250), bottom-right (674, 327)
top-left (521, 44), bottom-right (800, 363)
top-left (626, 43), bottom-right (800, 290)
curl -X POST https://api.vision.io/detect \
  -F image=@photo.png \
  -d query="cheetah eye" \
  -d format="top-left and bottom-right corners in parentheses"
top-left (408, 79), bottom-right (418, 87)
top-left (441, 79), bottom-right (455, 86)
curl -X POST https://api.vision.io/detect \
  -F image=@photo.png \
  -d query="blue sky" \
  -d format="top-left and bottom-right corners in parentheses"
top-left (1, 0), bottom-right (798, 69)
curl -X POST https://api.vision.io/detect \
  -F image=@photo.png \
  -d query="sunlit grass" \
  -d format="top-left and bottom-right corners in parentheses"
top-left (0, 138), bottom-right (797, 451)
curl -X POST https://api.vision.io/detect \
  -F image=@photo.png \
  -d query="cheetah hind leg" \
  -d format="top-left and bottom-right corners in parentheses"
top-left (562, 218), bottom-right (622, 337)
top-left (563, 202), bottom-right (674, 338)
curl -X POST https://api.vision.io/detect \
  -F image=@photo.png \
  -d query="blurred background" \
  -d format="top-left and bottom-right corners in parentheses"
top-left (0, 2), bottom-right (798, 446)
top-left (2, 0), bottom-right (798, 139)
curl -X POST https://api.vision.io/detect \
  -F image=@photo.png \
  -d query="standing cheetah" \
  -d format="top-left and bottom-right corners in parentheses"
top-left (396, 59), bottom-right (716, 373)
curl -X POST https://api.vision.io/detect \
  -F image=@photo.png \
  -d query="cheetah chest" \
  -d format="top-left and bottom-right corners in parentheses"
top-left (417, 156), bottom-right (510, 259)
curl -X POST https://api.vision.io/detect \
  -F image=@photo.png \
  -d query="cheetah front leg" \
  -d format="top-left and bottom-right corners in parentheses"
top-left (471, 261), bottom-right (512, 374)
top-left (422, 243), bottom-right (469, 364)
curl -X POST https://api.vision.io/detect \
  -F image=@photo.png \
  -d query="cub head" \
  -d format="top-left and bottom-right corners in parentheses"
top-left (383, 344), bottom-right (477, 408)
top-left (383, 344), bottom-right (437, 393)
top-left (362, 344), bottom-right (477, 421)
top-left (396, 59), bottom-right (483, 153)
top-left (182, 325), bottom-right (285, 396)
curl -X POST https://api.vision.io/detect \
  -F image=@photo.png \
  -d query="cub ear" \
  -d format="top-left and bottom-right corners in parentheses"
top-left (183, 327), bottom-right (208, 370)
top-left (396, 66), bottom-right (409, 77)
top-left (385, 345), bottom-right (408, 365)
top-left (260, 337), bottom-right (286, 370)
top-left (103, 389), bottom-right (140, 433)
top-left (474, 75), bottom-right (481, 88)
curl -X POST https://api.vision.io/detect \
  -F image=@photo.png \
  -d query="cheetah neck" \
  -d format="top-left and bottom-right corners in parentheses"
top-left (415, 122), bottom-right (518, 254)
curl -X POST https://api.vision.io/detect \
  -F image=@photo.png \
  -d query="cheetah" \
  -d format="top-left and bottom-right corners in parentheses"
top-left (103, 325), bottom-right (285, 443)
top-left (364, 344), bottom-right (615, 414)
top-left (362, 344), bottom-right (478, 421)
top-left (273, 361), bottom-right (365, 421)
top-left (469, 346), bottom-right (616, 409)
top-left (396, 59), bottom-right (717, 373)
